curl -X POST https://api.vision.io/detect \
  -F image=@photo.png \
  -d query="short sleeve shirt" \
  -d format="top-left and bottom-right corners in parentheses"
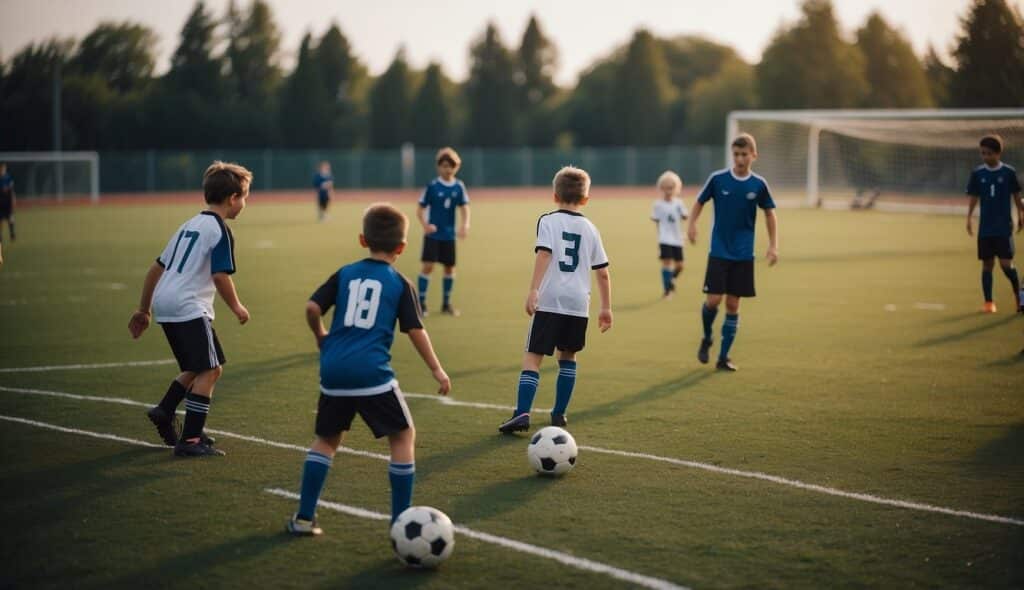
top-left (534, 210), bottom-right (609, 318)
top-left (966, 163), bottom-right (1021, 238)
top-left (651, 197), bottom-right (688, 247)
top-left (152, 211), bottom-right (236, 323)
top-left (696, 169), bottom-right (776, 261)
top-left (419, 177), bottom-right (469, 241)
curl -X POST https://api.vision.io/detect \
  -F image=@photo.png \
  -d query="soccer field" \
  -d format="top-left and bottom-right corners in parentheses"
top-left (1, 195), bottom-right (1021, 589)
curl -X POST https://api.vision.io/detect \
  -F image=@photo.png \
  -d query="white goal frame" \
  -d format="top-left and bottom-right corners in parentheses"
top-left (725, 109), bottom-right (1024, 208)
top-left (0, 151), bottom-right (100, 203)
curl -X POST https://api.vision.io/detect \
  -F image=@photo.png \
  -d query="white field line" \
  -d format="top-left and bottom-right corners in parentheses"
top-left (913, 302), bottom-right (946, 311)
top-left (0, 410), bottom-right (689, 590)
top-left (0, 359), bottom-right (176, 373)
top-left (403, 392), bottom-right (551, 413)
top-left (263, 488), bottom-right (688, 590)
top-left (3, 384), bottom-right (1022, 527)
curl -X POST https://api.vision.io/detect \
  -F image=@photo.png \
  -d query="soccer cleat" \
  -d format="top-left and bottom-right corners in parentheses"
top-left (146, 406), bottom-right (180, 446)
top-left (286, 514), bottom-right (323, 536)
top-left (200, 431), bottom-right (217, 446)
top-left (663, 290), bottom-right (673, 300)
top-left (982, 302), bottom-right (997, 313)
top-left (173, 440), bottom-right (226, 457)
top-left (550, 414), bottom-right (567, 427)
top-left (716, 358), bottom-right (738, 372)
top-left (420, 303), bottom-right (429, 317)
top-left (697, 339), bottom-right (712, 364)
top-left (441, 304), bottom-right (461, 317)
top-left (498, 412), bottom-right (530, 434)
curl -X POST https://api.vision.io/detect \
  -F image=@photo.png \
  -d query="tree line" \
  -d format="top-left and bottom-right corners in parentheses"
top-left (1, 0), bottom-right (1021, 152)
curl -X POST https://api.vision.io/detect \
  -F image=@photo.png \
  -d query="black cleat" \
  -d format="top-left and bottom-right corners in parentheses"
top-left (441, 304), bottom-right (461, 317)
top-left (146, 406), bottom-right (180, 446)
top-left (550, 414), bottom-right (567, 427)
top-left (174, 440), bottom-right (225, 457)
top-left (498, 413), bottom-right (530, 434)
top-left (716, 358), bottom-right (738, 372)
top-left (698, 339), bottom-right (712, 364)
top-left (200, 431), bottom-right (217, 446)
top-left (420, 302), bottom-right (428, 317)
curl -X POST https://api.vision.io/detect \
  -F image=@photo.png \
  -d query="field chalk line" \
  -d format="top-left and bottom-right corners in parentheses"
top-left (0, 410), bottom-right (688, 590)
top-left (1, 384), bottom-right (1021, 528)
top-left (0, 359), bottom-right (176, 373)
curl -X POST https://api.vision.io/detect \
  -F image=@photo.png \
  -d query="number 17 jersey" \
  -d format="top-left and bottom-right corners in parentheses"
top-left (534, 210), bottom-right (610, 318)
top-left (310, 259), bottom-right (423, 396)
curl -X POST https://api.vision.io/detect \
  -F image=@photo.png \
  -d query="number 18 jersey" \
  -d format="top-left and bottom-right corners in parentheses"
top-left (534, 210), bottom-right (610, 318)
top-left (310, 259), bottom-right (423, 396)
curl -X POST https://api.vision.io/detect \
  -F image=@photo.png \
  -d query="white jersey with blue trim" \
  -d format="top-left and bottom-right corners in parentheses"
top-left (534, 209), bottom-right (609, 318)
top-left (152, 211), bottom-right (236, 323)
top-left (651, 197), bottom-right (688, 246)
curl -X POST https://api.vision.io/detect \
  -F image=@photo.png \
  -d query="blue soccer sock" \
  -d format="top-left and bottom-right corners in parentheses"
top-left (661, 268), bottom-right (673, 292)
top-left (982, 270), bottom-right (994, 302)
top-left (443, 275), bottom-right (454, 306)
top-left (515, 370), bottom-right (540, 416)
top-left (552, 360), bottom-right (577, 417)
top-left (418, 274), bottom-right (429, 306)
top-left (297, 450), bottom-right (332, 521)
top-left (701, 303), bottom-right (718, 341)
top-left (719, 314), bottom-right (739, 361)
top-left (388, 462), bottom-right (416, 523)
top-left (1001, 266), bottom-right (1020, 299)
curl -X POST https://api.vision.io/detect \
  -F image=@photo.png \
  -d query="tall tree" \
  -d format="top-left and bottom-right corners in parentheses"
top-left (316, 24), bottom-right (364, 147)
top-left (516, 15), bottom-right (558, 146)
top-left (410, 63), bottom-right (450, 147)
top-left (0, 40), bottom-right (73, 150)
top-left (757, 0), bottom-right (867, 108)
top-left (464, 23), bottom-right (518, 147)
top-left (686, 60), bottom-right (757, 144)
top-left (279, 33), bottom-right (331, 147)
top-left (856, 13), bottom-right (932, 107)
top-left (924, 46), bottom-right (954, 107)
top-left (613, 29), bottom-right (674, 146)
top-left (225, 0), bottom-right (281, 104)
top-left (567, 60), bottom-right (619, 146)
top-left (949, 0), bottom-right (1024, 107)
top-left (166, 1), bottom-right (224, 99)
top-left (368, 49), bottom-right (412, 148)
top-left (68, 22), bottom-right (157, 95)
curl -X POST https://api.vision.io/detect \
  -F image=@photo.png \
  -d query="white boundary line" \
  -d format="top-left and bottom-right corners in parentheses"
top-left (0, 410), bottom-right (688, 590)
top-left (403, 392), bottom-right (551, 413)
top-left (2, 384), bottom-right (1021, 527)
top-left (0, 359), bottom-right (175, 373)
top-left (263, 488), bottom-right (688, 590)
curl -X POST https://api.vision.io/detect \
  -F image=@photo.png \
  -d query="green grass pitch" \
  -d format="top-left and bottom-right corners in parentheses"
top-left (1, 195), bottom-right (1022, 589)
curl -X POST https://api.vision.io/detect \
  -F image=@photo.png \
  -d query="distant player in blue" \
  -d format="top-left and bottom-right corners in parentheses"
top-left (965, 134), bottom-right (1023, 314)
top-left (313, 161), bottom-right (334, 222)
top-left (0, 163), bottom-right (16, 244)
top-left (687, 133), bottom-right (779, 371)
top-left (417, 147), bottom-right (470, 316)
top-left (287, 204), bottom-right (451, 536)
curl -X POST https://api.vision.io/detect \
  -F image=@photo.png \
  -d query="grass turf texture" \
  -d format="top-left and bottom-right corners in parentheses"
top-left (1, 196), bottom-right (1022, 589)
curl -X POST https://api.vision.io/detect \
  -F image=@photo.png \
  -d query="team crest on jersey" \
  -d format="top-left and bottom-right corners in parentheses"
top-left (998, 177), bottom-right (1004, 183)
top-left (746, 192), bottom-right (757, 200)
top-left (722, 190), bottom-right (730, 196)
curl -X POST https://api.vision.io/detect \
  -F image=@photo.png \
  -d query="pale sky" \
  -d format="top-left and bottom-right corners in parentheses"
top-left (1, 0), bottom-right (1020, 85)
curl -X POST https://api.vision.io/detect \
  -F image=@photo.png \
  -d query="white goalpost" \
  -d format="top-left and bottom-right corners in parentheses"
top-left (725, 109), bottom-right (1024, 211)
top-left (0, 151), bottom-right (100, 203)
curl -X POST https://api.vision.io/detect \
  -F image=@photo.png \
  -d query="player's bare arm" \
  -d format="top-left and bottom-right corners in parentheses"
top-left (213, 272), bottom-right (249, 324)
top-left (417, 204), bottom-right (437, 235)
top-left (305, 300), bottom-right (327, 349)
top-left (687, 200), bottom-right (705, 245)
top-left (1015, 192), bottom-right (1024, 233)
top-left (525, 250), bottom-right (553, 315)
top-left (457, 204), bottom-right (470, 239)
top-left (967, 195), bottom-right (979, 236)
top-left (765, 209), bottom-right (779, 266)
top-left (129, 261), bottom-right (165, 338)
top-left (407, 328), bottom-right (450, 395)
top-left (596, 267), bottom-right (612, 332)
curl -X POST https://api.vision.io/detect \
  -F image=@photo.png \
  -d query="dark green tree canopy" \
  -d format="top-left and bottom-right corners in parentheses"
top-left (411, 63), bottom-right (451, 147)
top-left (279, 33), bottom-right (331, 147)
top-left (226, 0), bottom-right (282, 103)
top-left (924, 46), bottom-right (954, 107)
top-left (166, 1), bottom-right (224, 98)
top-left (464, 23), bottom-right (519, 147)
top-left (69, 22), bottom-right (157, 94)
top-left (949, 0), bottom-right (1024, 107)
top-left (855, 13), bottom-right (932, 107)
top-left (614, 29), bottom-right (675, 146)
top-left (368, 49), bottom-right (412, 148)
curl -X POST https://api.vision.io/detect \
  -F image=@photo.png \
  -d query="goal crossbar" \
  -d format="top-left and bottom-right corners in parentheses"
top-left (0, 151), bottom-right (100, 202)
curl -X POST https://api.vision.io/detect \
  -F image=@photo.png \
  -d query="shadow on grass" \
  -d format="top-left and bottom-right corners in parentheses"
top-left (933, 310), bottom-right (986, 324)
top-left (616, 298), bottom-right (665, 313)
top-left (913, 315), bottom-right (1016, 348)
top-left (970, 422), bottom-right (1024, 472)
top-left (984, 352), bottom-right (1024, 367)
top-left (336, 557), bottom-right (436, 590)
top-left (223, 351), bottom-right (319, 389)
top-left (416, 434), bottom-right (520, 485)
top-left (784, 248), bottom-right (963, 264)
top-left (572, 369), bottom-right (713, 422)
top-left (447, 472), bottom-right (561, 522)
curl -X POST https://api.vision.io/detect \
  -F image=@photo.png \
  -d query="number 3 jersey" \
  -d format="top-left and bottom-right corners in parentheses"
top-left (152, 211), bottom-right (236, 323)
top-left (534, 210), bottom-right (610, 318)
top-left (310, 259), bottom-right (423, 396)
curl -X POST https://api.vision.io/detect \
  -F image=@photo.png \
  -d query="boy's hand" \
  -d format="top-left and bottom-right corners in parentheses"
top-left (525, 289), bottom-right (539, 316)
top-left (315, 331), bottom-right (326, 349)
top-left (128, 310), bottom-right (150, 339)
top-left (232, 303), bottom-right (250, 324)
top-left (687, 225), bottom-right (697, 245)
top-left (966, 219), bottom-right (974, 236)
top-left (424, 223), bottom-right (438, 235)
top-left (457, 226), bottom-right (468, 239)
top-left (599, 308), bottom-right (613, 332)
top-left (1017, 215), bottom-right (1023, 233)
top-left (433, 367), bottom-right (451, 396)
top-left (766, 246), bottom-right (779, 266)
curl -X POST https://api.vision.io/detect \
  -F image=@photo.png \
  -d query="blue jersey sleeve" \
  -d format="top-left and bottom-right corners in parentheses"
top-left (457, 181), bottom-right (469, 205)
top-left (758, 181), bottom-right (776, 210)
top-left (966, 171), bottom-right (980, 197)
top-left (697, 175), bottom-right (715, 204)
top-left (310, 271), bottom-right (340, 313)
top-left (1010, 170), bottom-right (1022, 194)
top-left (210, 225), bottom-right (236, 275)
top-left (418, 184), bottom-right (430, 207)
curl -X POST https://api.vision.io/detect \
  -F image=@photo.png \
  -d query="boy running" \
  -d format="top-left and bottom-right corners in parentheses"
top-left (651, 170), bottom-right (688, 298)
top-left (313, 161), bottom-right (334, 222)
top-left (417, 147), bottom-right (470, 316)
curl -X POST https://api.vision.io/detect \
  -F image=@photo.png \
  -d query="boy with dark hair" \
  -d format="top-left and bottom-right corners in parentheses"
top-left (0, 163), bottom-right (15, 244)
top-left (313, 161), bottom-right (334, 222)
top-left (687, 133), bottom-right (778, 372)
top-left (499, 166), bottom-right (613, 433)
top-left (129, 161), bottom-right (252, 457)
top-left (417, 147), bottom-right (470, 316)
top-left (966, 134), bottom-right (1024, 313)
top-left (287, 203), bottom-right (451, 535)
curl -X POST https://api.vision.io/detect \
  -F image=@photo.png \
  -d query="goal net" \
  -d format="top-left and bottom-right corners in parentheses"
top-left (0, 151), bottom-right (100, 203)
top-left (725, 110), bottom-right (1024, 211)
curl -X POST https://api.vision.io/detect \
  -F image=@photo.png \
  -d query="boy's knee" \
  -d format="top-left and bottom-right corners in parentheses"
top-left (421, 263), bottom-right (434, 274)
top-left (444, 266), bottom-right (455, 276)
top-left (199, 366), bottom-right (223, 382)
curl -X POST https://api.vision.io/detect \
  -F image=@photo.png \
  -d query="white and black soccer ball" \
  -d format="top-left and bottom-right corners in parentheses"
top-left (389, 506), bottom-right (455, 568)
top-left (527, 426), bottom-right (578, 475)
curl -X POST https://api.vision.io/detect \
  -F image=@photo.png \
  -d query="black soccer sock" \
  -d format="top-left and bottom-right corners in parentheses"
top-left (181, 393), bottom-right (211, 442)
top-left (1001, 266), bottom-right (1020, 299)
top-left (158, 379), bottom-right (189, 415)
top-left (8, 220), bottom-right (14, 240)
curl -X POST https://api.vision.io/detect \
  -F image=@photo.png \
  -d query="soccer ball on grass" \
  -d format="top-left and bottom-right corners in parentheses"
top-left (389, 506), bottom-right (455, 568)
top-left (527, 426), bottom-right (578, 475)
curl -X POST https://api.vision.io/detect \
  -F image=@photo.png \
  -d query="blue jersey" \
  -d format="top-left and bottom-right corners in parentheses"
top-left (0, 173), bottom-right (13, 208)
top-left (696, 169), bottom-right (776, 261)
top-left (419, 177), bottom-right (469, 241)
top-left (966, 163), bottom-right (1021, 238)
top-left (313, 172), bottom-right (333, 199)
top-left (310, 259), bottom-right (422, 396)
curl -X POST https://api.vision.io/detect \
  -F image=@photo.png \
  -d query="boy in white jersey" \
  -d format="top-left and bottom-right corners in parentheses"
top-left (128, 161), bottom-right (252, 457)
top-left (651, 170), bottom-right (688, 298)
top-left (499, 166), bottom-right (613, 433)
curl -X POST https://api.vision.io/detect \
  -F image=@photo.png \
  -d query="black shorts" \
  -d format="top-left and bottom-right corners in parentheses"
top-left (315, 389), bottom-right (413, 438)
top-left (317, 193), bottom-right (329, 208)
top-left (421, 237), bottom-right (456, 266)
top-left (161, 317), bottom-right (225, 373)
top-left (659, 244), bottom-right (684, 261)
top-left (703, 256), bottom-right (756, 297)
top-left (526, 310), bottom-right (588, 356)
top-left (978, 236), bottom-right (1014, 260)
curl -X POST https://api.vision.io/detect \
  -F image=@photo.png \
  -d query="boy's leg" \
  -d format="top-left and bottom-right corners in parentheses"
top-left (159, 372), bottom-right (195, 413)
top-left (296, 434), bottom-right (342, 524)
top-left (418, 262), bottom-right (433, 310)
top-left (442, 265), bottom-right (456, 312)
top-left (998, 258), bottom-right (1021, 310)
top-left (717, 296), bottom-right (741, 370)
top-left (699, 294), bottom-right (722, 363)
top-left (500, 353), bottom-right (542, 433)
top-left (660, 259), bottom-right (673, 295)
top-left (387, 427), bottom-right (416, 523)
top-left (176, 366), bottom-right (224, 456)
top-left (146, 371), bottom-right (195, 446)
top-left (552, 350), bottom-right (577, 426)
top-left (981, 258), bottom-right (995, 309)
